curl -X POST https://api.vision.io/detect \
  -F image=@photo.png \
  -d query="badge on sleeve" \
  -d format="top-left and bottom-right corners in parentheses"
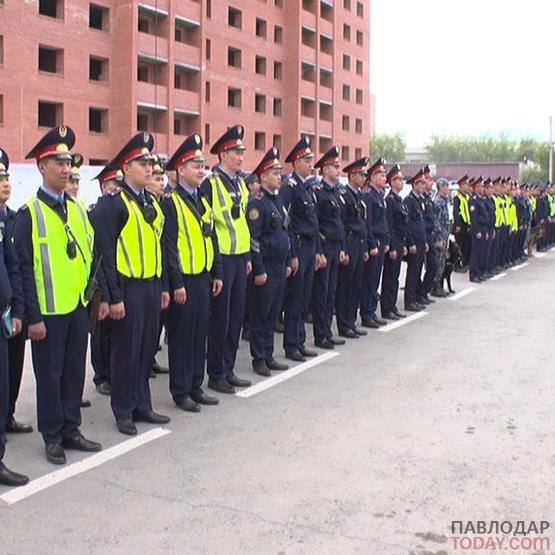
top-left (248, 208), bottom-right (260, 220)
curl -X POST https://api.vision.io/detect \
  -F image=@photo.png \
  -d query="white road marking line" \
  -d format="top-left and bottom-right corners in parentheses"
top-left (510, 262), bottom-right (529, 271)
top-left (490, 272), bottom-right (507, 281)
top-left (535, 252), bottom-right (547, 259)
top-left (448, 287), bottom-right (476, 302)
top-left (0, 428), bottom-right (171, 505)
top-left (236, 352), bottom-right (340, 398)
top-left (378, 311), bottom-right (428, 332)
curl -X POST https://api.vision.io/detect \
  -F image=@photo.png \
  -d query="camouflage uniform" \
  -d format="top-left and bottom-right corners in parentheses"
top-left (432, 191), bottom-right (451, 288)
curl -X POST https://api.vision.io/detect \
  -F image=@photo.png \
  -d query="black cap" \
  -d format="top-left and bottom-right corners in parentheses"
top-left (252, 147), bottom-right (283, 178)
top-left (94, 160), bottom-right (123, 184)
top-left (152, 154), bottom-right (165, 175)
top-left (423, 164), bottom-right (431, 176)
top-left (25, 125), bottom-right (75, 161)
top-left (113, 132), bottom-right (155, 167)
top-left (457, 174), bottom-right (469, 185)
top-left (167, 134), bottom-right (205, 171)
top-left (0, 147), bottom-right (10, 176)
top-left (386, 164), bottom-right (402, 183)
top-left (343, 157), bottom-right (369, 174)
top-left (210, 124), bottom-right (246, 155)
top-left (285, 137), bottom-right (315, 163)
top-left (367, 157), bottom-right (386, 176)
top-left (314, 146), bottom-right (340, 169)
top-left (406, 168), bottom-right (426, 185)
top-left (69, 153), bottom-right (84, 181)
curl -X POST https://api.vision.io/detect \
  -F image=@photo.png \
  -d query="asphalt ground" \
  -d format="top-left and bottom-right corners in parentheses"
top-left (0, 252), bottom-right (553, 555)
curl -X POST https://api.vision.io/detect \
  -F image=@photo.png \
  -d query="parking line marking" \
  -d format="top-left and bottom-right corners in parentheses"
top-left (0, 428), bottom-right (171, 505)
top-left (490, 272), bottom-right (507, 281)
top-left (378, 311), bottom-right (428, 332)
top-left (511, 262), bottom-right (529, 271)
top-left (448, 287), bottom-right (476, 302)
top-left (236, 352), bottom-right (340, 398)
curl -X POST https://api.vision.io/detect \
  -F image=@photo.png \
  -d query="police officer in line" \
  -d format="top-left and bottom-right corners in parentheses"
top-left (280, 137), bottom-right (321, 362)
top-left (0, 151), bottom-right (33, 434)
top-left (13, 126), bottom-right (102, 464)
top-left (380, 164), bottom-right (408, 320)
top-left (241, 172), bottom-right (261, 342)
top-left (468, 176), bottom-right (489, 282)
top-left (431, 178), bottom-right (452, 297)
top-left (360, 157), bottom-right (389, 328)
top-left (66, 153), bottom-right (84, 202)
top-left (88, 161), bottom-right (122, 396)
top-left (163, 134), bottom-right (223, 412)
top-left (418, 165), bottom-right (437, 305)
top-left (453, 175), bottom-right (471, 272)
top-left (482, 178), bottom-right (496, 277)
top-left (96, 132), bottom-right (170, 436)
top-left (0, 148), bottom-right (29, 486)
top-left (403, 168), bottom-right (428, 311)
top-left (200, 125), bottom-right (252, 394)
top-left (147, 155), bottom-right (170, 377)
top-left (312, 146), bottom-right (347, 350)
top-left (246, 147), bottom-right (291, 377)
top-left (335, 157), bottom-right (369, 338)
top-left (492, 177), bottom-right (507, 272)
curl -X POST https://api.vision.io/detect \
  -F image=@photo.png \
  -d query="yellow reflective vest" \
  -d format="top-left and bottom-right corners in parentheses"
top-left (455, 192), bottom-right (470, 224)
top-left (493, 195), bottom-right (506, 228)
top-left (171, 190), bottom-right (215, 274)
top-left (208, 173), bottom-right (250, 255)
top-left (116, 191), bottom-right (164, 279)
top-left (28, 196), bottom-right (94, 315)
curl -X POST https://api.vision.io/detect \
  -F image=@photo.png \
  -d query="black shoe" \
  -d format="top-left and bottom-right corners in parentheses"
top-left (382, 312), bottom-right (400, 321)
top-left (253, 361), bottom-right (271, 377)
top-left (45, 443), bottom-right (66, 465)
top-left (149, 369), bottom-right (156, 379)
top-left (286, 350), bottom-right (306, 362)
top-left (405, 303), bottom-right (422, 312)
top-left (299, 347), bottom-right (317, 357)
top-left (353, 327), bottom-right (367, 336)
top-left (327, 336), bottom-right (345, 345)
top-left (274, 321), bottom-right (284, 333)
top-left (418, 297), bottom-right (434, 305)
top-left (0, 463), bottom-right (29, 487)
top-left (361, 319), bottom-right (380, 329)
top-left (152, 362), bottom-right (169, 374)
top-left (315, 338), bottom-right (335, 349)
top-left (191, 389), bottom-right (219, 405)
top-left (372, 316), bottom-right (387, 326)
top-left (469, 277), bottom-right (481, 283)
top-left (266, 358), bottom-right (289, 371)
top-left (6, 417), bottom-right (33, 434)
top-left (208, 378), bottom-right (236, 394)
top-left (63, 433), bottom-right (102, 452)
top-left (96, 382), bottom-right (111, 396)
top-left (133, 410), bottom-right (171, 424)
top-left (117, 419), bottom-right (137, 436)
top-left (339, 329), bottom-right (359, 339)
top-left (80, 399), bottom-right (91, 408)
top-left (176, 396), bottom-right (201, 413)
top-left (227, 374), bottom-right (251, 388)
top-left (430, 288), bottom-right (448, 298)
top-left (393, 310), bottom-right (407, 318)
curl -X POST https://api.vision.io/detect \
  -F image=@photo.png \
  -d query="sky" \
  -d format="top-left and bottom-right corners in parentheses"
top-left (370, 0), bottom-right (555, 147)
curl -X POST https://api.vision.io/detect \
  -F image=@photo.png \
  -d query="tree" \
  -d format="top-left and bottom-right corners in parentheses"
top-left (370, 133), bottom-right (406, 162)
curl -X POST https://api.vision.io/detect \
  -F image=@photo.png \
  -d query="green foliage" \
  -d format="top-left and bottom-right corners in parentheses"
top-left (426, 134), bottom-right (549, 166)
top-left (370, 133), bottom-right (406, 162)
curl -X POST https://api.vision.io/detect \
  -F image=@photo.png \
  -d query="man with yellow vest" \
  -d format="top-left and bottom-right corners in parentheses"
top-left (453, 175), bottom-right (471, 271)
top-left (96, 133), bottom-right (170, 435)
top-left (163, 134), bottom-right (223, 412)
top-left (200, 125), bottom-right (252, 394)
top-left (13, 126), bottom-right (102, 464)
